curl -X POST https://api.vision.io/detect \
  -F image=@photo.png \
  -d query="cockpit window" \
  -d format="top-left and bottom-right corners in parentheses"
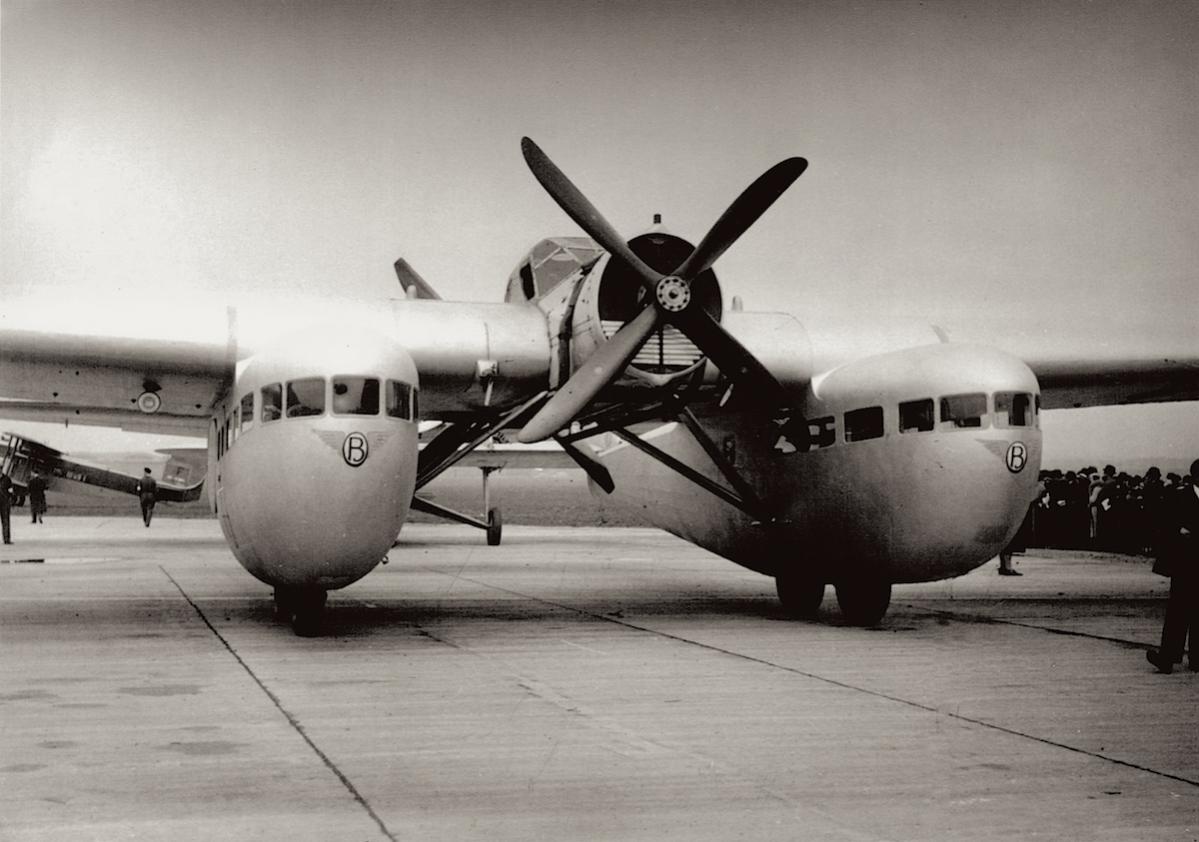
top-left (240, 392), bottom-right (255, 433)
top-left (940, 393), bottom-right (987, 429)
top-left (386, 380), bottom-right (415, 421)
top-left (286, 378), bottom-right (325, 418)
top-left (332, 377), bottom-right (380, 416)
top-left (899, 399), bottom-right (934, 433)
top-left (844, 406), bottom-right (884, 442)
top-left (261, 383), bottom-right (282, 423)
top-left (995, 392), bottom-right (1033, 428)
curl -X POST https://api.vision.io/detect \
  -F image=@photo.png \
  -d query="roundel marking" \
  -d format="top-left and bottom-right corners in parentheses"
top-left (137, 391), bottom-right (162, 414)
top-left (342, 432), bottom-right (369, 467)
top-left (1005, 441), bottom-right (1027, 474)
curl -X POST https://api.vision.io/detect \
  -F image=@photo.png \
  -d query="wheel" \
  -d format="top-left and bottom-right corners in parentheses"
top-left (775, 573), bottom-right (824, 618)
top-left (834, 578), bottom-right (891, 626)
top-left (290, 589), bottom-right (328, 637)
top-left (273, 587), bottom-right (297, 622)
top-left (486, 507), bottom-right (502, 546)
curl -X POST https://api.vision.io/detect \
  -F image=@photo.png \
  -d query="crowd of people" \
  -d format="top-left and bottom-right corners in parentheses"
top-left (1010, 464), bottom-right (1194, 556)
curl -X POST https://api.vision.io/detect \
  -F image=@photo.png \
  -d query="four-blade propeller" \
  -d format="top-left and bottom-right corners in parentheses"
top-left (516, 138), bottom-right (807, 443)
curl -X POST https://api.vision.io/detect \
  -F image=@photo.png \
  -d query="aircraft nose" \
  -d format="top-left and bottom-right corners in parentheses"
top-left (221, 423), bottom-right (418, 590)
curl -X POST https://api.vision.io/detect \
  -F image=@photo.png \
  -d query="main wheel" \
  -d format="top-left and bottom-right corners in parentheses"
top-left (486, 507), bottom-right (502, 546)
top-left (775, 573), bottom-right (824, 618)
top-left (290, 589), bottom-right (328, 637)
top-left (834, 578), bottom-right (891, 626)
top-left (273, 587), bottom-right (298, 622)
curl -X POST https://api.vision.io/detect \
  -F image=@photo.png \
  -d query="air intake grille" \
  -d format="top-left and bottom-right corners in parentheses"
top-left (601, 320), bottom-right (704, 373)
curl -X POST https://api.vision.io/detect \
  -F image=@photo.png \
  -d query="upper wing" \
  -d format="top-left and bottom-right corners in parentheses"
top-left (0, 295), bottom-right (233, 435)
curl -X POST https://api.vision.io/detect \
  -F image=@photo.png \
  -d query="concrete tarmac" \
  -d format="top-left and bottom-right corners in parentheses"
top-left (0, 517), bottom-right (1195, 841)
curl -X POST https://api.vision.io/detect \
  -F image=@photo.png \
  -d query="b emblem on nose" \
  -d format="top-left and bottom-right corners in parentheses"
top-left (343, 432), bottom-right (369, 467)
top-left (1005, 441), bottom-right (1027, 473)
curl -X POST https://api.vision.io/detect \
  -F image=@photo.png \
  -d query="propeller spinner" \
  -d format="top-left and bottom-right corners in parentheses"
top-left (516, 138), bottom-right (807, 443)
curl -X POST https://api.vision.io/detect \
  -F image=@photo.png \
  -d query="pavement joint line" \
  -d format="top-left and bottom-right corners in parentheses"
top-left (424, 567), bottom-right (1199, 790)
top-left (898, 603), bottom-right (1155, 649)
top-left (158, 566), bottom-right (397, 842)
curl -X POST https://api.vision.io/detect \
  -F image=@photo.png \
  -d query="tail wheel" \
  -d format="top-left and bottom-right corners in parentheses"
top-left (486, 507), bottom-right (502, 546)
top-left (775, 573), bottom-right (824, 618)
top-left (834, 578), bottom-right (892, 626)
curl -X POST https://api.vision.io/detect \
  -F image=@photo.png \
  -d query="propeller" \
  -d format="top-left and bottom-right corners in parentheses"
top-left (516, 138), bottom-right (807, 443)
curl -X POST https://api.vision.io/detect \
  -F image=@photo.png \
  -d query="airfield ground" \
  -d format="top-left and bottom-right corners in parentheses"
top-left (0, 513), bottom-right (1195, 841)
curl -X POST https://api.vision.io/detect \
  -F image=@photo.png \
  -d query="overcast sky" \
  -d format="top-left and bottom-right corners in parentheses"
top-left (2, 0), bottom-right (1196, 466)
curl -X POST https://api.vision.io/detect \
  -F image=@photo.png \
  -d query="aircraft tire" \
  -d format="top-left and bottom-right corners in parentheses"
top-left (290, 589), bottom-right (328, 637)
top-left (273, 588), bottom-right (297, 622)
top-left (486, 508), bottom-right (502, 546)
top-left (775, 573), bottom-right (824, 618)
top-left (834, 578), bottom-right (891, 626)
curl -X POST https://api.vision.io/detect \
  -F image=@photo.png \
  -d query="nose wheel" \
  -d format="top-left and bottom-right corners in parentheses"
top-left (274, 587), bottom-right (328, 637)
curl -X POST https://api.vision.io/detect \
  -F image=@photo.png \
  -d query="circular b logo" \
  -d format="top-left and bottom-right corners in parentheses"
top-left (1005, 441), bottom-right (1027, 473)
top-left (342, 432), bottom-right (369, 467)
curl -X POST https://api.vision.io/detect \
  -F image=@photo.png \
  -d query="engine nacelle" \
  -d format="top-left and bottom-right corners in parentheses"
top-left (513, 232), bottom-right (723, 389)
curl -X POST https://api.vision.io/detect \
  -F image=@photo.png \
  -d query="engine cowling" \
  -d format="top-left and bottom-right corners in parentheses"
top-left (570, 232), bottom-right (721, 384)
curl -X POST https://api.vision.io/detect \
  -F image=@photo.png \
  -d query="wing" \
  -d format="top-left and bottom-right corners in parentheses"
top-left (0, 296), bottom-right (233, 435)
top-left (1016, 334), bottom-right (1198, 409)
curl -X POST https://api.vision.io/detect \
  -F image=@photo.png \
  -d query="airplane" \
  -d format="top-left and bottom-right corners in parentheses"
top-left (0, 431), bottom-right (204, 506)
top-left (1, 137), bottom-right (1195, 635)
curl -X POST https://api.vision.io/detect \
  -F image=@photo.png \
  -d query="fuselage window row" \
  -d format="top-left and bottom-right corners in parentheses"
top-left (216, 377), bottom-right (417, 460)
top-left (828, 390), bottom-right (1037, 447)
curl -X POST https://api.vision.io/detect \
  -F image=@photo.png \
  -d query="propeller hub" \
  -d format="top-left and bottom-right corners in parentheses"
top-left (655, 275), bottom-right (692, 313)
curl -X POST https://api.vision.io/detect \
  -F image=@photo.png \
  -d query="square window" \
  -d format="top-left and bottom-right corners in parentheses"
top-left (899, 399), bottom-right (934, 433)
top-left (286, 378), bottom-right (325, 418)
top-left (332, 377), bottom-right (380, 416)
top-left (940, 393), bottom-right (987, 429)
top-left (386, 380), bottom-right (413, 420)
top-left (995, 392), bottom-right (1032, 428)
top-left (845, 406), bottom-right (884, 442)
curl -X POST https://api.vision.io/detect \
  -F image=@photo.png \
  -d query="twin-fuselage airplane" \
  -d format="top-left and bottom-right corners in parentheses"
top-left (2, 139), bottom-right (1195, 634)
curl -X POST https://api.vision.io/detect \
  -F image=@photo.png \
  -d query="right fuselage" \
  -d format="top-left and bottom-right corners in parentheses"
top-left (589, 342), bottom-right (1043, 585)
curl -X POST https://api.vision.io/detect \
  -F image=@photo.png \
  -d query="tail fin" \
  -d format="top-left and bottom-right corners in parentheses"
top-left (394, 258), bottom-right (442, 300)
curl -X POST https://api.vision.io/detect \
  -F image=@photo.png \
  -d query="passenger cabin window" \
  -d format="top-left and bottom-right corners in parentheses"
top-left (240, 393), bottom-right (255, 433)
top-left (844, 407), bottom-right (884, 442)
top-left (261, 383), bottom-right (282, 422)
top-left (995, 392), bottom-right (1033, 428)
top-left (940, 393), bottom-right (987, 429)
top-left (286, 378), bottom-right (325, 418)
top-left (332, 377), bottom-right (380, 416)
top-left (386, 380), bottom-right (415, 421)
top-left (899, 399), bottom-right (934, 433)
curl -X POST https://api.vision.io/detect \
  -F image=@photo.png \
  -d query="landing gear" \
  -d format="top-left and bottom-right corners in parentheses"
top-left (834, 578), bottom-right (891, 626)
top-left (775, 573), bottom-right (825, 618)
top-left (486, 507), bottom-right (502, 546)
top-left (274, 587), bottom-right (328, 637)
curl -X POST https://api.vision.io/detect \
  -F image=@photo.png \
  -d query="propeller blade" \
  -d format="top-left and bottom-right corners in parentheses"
top-left (670, 306), bottom-right (790, 410)
top-left (517, 305), bottom-right (661, 443)
top-left (522, 137), bottom-right (662, 294)
top-left (674, 157), bottom-right (808, 281)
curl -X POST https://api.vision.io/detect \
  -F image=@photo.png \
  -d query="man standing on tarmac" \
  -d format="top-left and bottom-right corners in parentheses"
top-left (0, 469), bottom-right (13, 544)
top-left (27, 470), bottom-right (46, 524)
top-left (136, 467), bottom-right (158, 527)
top-left (1146, 458), bottom-right (1199, 674)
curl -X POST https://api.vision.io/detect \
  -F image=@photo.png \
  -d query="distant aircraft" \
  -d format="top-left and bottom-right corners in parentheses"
top-left (1, 138), bottom-right (1195, 634)
top-left (0, 431), bottom-right (204, 506)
